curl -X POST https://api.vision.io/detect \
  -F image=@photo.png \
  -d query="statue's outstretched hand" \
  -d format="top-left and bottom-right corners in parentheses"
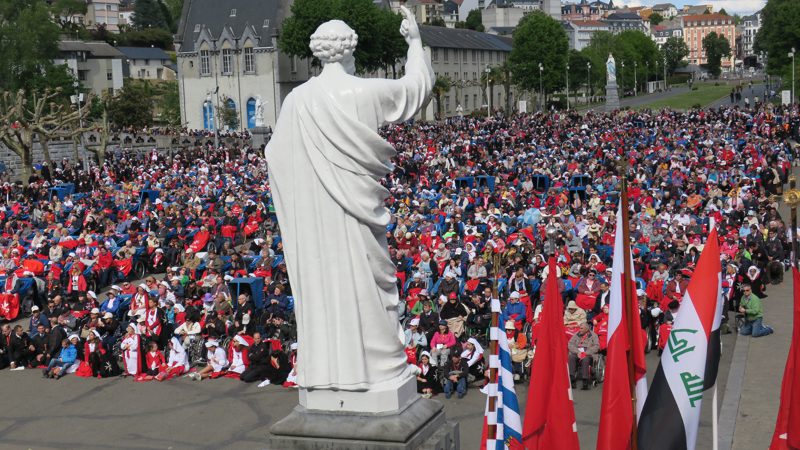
top-left (399, 6), bottom-right (421, 45)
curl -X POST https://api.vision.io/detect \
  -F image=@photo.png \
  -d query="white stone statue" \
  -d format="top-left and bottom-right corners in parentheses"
top-left (607, 54), bottom-right (616, 85)
top-left (254, 95), bottom-right (265, 127)
top-left (264, 7), bottom-right (433, 412)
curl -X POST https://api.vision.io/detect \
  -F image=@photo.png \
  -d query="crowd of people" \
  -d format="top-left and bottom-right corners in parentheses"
top-left (0, 102), bottom-right (798, 399)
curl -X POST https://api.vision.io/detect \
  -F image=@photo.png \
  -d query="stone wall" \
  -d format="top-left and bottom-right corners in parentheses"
top-left (0, 132), bottom-right (251, 177)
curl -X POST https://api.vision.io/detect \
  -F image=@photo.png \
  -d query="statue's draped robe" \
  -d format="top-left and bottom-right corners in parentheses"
top-left (265, 44), bottom-right (433, 390)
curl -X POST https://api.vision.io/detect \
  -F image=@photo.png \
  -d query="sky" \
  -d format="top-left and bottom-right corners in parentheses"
top-left (458, 0), bottom-right (765, 19)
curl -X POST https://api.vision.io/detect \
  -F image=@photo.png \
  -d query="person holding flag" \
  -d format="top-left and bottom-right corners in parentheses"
top-left (637, 226), bottom-right (724, 450)
top-left (596, 188), bottom-right (648, 450)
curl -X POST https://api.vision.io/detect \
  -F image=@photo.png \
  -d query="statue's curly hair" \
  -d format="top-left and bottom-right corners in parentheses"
top-left (309, 20), bottom-right (358, 64)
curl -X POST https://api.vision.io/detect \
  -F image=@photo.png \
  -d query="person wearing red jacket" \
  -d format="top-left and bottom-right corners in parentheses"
top-left (94, 246), bottom-right (114, 289)
top-left (66, 266), bottom-right (87, 302)
top-left (142, 341), bottom-right (166, 380)
top-left (227, 334), bottom-right (252, 375)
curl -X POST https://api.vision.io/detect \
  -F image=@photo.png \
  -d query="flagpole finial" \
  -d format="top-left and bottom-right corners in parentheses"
top-left (783, 177), bottom-right (800, 208)
top-left (616, 156), bottom-right (629, 178)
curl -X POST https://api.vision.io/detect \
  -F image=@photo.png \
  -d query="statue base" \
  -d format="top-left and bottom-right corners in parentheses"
top-left (605, 81), bottom-right (620, 112)
top-left (251, 126), bottom-right (272, 150)
top-left (268, 397), bottom-right (459, 449)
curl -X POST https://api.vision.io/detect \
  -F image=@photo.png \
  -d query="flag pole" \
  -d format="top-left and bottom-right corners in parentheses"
top-left (486, 252), bottom-right (501, 446)
top-left (785, 176), bottom-right (798, 268)
top-left (617, 158), bottom-right (639, 450)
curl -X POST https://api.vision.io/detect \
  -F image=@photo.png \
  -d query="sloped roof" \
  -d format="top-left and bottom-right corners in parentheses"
top-left (118, 46), bottom-right (171, 61)
top-left (419, 25), bottom-right (513, 51)
top-left (59, 40), bottom-right (124, 58)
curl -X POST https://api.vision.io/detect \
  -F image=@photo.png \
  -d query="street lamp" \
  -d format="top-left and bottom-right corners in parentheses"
top-left (620, 61), bottom-right (625, 94)
top-left (663, 56), bottom-right (668, 91)
top-left (645, 61), bottom-right (649, 94)
top-left (586, 61), bottom-right (591, 104)
top-left (485, 67), bottom-right (491, 118)
top-left (70, 81), bottom-right (87, 170)
top-left (633, 61), bottom-right (638, 96)
top-left (790, 47), bottom-right (796, 105)
top-left (565, 64), bottom-right (570, 110)
top-left (538, 63), bottom-right (544, 111)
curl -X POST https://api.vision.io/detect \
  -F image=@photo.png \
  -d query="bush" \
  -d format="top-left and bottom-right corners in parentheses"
top-left (692, 103), bottom-right (702, 109)
top-left (691, 86), bottom-right (699, 91)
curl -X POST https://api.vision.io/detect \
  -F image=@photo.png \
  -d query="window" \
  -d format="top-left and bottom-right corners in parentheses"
top-left (444, 49), bottom-right (449, 63)
top-left (444, 72), bottom-right (449, 79)
top-left (463, 72), bottom-right (467, 81)
top-left (230, 9), bottom-right (237, 17)
top-left (107, 70), bottom-right (113, 80)
top-left (244, 47), bottom-right (255, 73)
top-left (200, 50), bottom-right (211, 76)
top-left (291, 56), bottom-right (297, 73)
top-left (432, 49), bottom-right (438, 62)
top-left (222, 48), bottom-right (233, 75)
top-left (78, 70), bottom-right (87, 81)
top-left (263, 19), bottom-right (270, 28)
top-left (194, 24), bottom-right (201, 33)
top-left (464, 95), bottom-right (469, 108)
top-left (444, 95), bottom-right (450, 112)
top-left (472, 50), bottom-right (477, 62)
top-left (473, 72), bottom-right (477, 81)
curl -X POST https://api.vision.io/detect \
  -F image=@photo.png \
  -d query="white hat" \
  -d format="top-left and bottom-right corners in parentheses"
top-left (205, 339), bottom-right (219, 348)
top-left (161, 280), bottom-right (170, 288)
top-left (23, 271), bottom-right (34, 277)
top-left (31, 306), bottom-right (40, 312)
top-left (290, 343), bottom-right (298, 351)
top-left (91, 330), bottom-right (101, 339)
top-left (90, 307), bottom-right (100, 314)
top-left (87, 291), bottom-right (97, 299)
top-left (68, 252), bottom-right (76, 257)
top-left (68, 334), bottom-right (80, 341)
top-left (138, 283), bottom-right (148, 290)
top-left (409, 317), bottom-right (420, 326)
top-left (636, 289), bottom-right (646, 297)
top-left (111, 285), bottom-right (121, 291)
top-left (103, 312), bottom-right (114, 319)
top-left (155, 248), bottom-right (164, 253)
top-left (509, 291), bottom-right (520, 299)
top-left (174, 304), bottom-right (185, 313)
top-left (234, 335), bottom-right (250, 347)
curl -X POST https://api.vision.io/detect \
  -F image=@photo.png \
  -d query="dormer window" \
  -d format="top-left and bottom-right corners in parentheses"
top-left (263, 19), bottom-right (270, 28)
top-left (194, 24), bottom-right (201, 32)
top-left (230, 9), bottom-right (237, 17)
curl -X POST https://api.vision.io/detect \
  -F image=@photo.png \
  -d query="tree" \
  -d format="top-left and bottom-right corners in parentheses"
top-left (108, 82), bottom-right (155, 128)
top-left (718, 8), bottom-right (728, 16)
top-left (132, 0), bottom-right (169, 31)
top-left (430, 75), bottom-right (451, 118)
top-left (219, 97), bottom-right (239, 130)
top-left (160, 81), bottom-right (181, 127)
top-left (279, 0), bottom-right (406, 74)
top-left (427, 16), bottom-right (446, 27)
top-left (509, 11), bottom-right (569, 98)
top-left (755, 0), bottom-right (800, 78)
top-left (115, 28), bottom-right (174, 49)
top-left (0, 89), bottom-right (90, 184)
top-left (464, 9), bottom-right (484, 32)
top-left (662, 36), bottom-right (690, 75)
top-left (649, 12), bottom-right (664, 26)
top-left (567, 50), bottom-right (590, 96)
top-left (50, 0), bottom-right (88, 30)
top-left (702, 32), bottom-right (731, 77)
top-left (0, 0), bottom-right (70, 95)
top-left (85, 95), bottom-right (112, 167)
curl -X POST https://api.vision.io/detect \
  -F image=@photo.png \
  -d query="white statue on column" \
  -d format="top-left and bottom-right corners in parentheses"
top-left (254, 95), bottom-right (265, 127)
top-left (607, 54), bottom-right (617, 85)
top-left (264, 7), bottom-right (433, 412)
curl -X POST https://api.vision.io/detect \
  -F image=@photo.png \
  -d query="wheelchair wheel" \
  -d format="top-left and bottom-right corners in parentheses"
top-left (593, 354), bottom-right (606, 384)
top-left (645, 329), bottom-right (653, 354)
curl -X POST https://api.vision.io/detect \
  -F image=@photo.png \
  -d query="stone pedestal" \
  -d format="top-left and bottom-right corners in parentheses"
top-left (605, 81), bottom-right (620, 112)
top-left (269, 397), bottom-right (459, 450)
top-left (251, 126), bottom-right (272, 150)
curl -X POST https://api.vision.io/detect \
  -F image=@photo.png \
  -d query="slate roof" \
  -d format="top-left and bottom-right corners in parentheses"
top-left (419, 25), bottom-right (513, 51)
top-left (118, 46), bottom-right (171, 61)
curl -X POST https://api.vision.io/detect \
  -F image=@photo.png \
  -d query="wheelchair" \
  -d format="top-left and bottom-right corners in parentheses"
top-left (591, 352), bottom-right (606, 386)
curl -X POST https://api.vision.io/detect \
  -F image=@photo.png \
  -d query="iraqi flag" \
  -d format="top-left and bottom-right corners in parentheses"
top-left (596, 200), bottom-right (648, 450)
top-left (638, 226), bottom-right (724, 450)
top-left (769, 267), bottom-right (800, 450)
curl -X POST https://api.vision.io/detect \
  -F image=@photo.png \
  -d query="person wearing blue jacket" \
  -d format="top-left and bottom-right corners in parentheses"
top-left (500, 291), bottom-right (526, 327)
top-left (42, 339), bottom-right (77, 379)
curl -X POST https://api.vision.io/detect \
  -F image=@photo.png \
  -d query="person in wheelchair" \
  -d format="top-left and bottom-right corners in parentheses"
top-left (568, 322), bottom-right (600, 390)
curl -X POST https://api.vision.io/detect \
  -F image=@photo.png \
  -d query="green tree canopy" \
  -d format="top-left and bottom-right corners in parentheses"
top-left (508, 11), bottom-right (569, 94)
top-left (279, 0), bottom-right (406, 74)
top-left (662, 36), bottom-right (690, 75)
top-left (0, 0), bottom-right (74, 95)
top-left (582, 30), bottom-right (662, 92)
top-left (755, 0), bottom-right (800, 78)
top-left (464, 9), bottom-right (485, 32)
top-left (132, 0), bottom-right (169, 31)
top-left (702, 31), bottom-right (731, 77)
top-left (649, 12), bottom-right (664, 25)
top-left (108, 82), bottom-right (155, 128)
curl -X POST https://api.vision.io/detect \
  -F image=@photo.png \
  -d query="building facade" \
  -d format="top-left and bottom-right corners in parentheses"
top-left (565, 20), bottom-right (610, 50)
top-left (85, 0), bottom-right (121, 32)
top-left (681, 13), bottom-right (737, 67)
top-left (420, 25), bottom-right (520, 117)
top-left (562, 0), bottom-right (614, 21)
top-left (55, 40), bottom-right (124, 96)
top-left (651, 24), bottom-right (682, 47)
top-left (604, 12), bottom-right (649, 34)
top-left (119, 47), bottom-right (175, 80)
top-left (651, 3), bottom-right (677, 19)
top-left (174, 0), bottom-right (310, 131)
top-left (741, 12), bottom-right (761, 59)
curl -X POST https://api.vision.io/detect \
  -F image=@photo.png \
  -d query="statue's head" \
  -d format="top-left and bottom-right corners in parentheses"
top-left (310, 20), bottom-right (358, 75)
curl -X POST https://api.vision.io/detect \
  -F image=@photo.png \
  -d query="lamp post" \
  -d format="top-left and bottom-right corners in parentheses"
top-left (70, 81), bottom-right (87, 170)
top-left (645, 61), bottom-right (649, 94)
top-left (587, 61), bottom-right (591, 104)
top-left (663, 56), bottom-right (668, 91)
top-left (620, 61), bottom-right (625, 94)
top-left (633, 60), bottom-right (638, 96)
top-left (790, 47), bottom-right (796, 105)
top-left (565, 64), bottom-right (570, 110)
top-left (538, 63), bottom-right (544, 111)
top-left (485, 67), bottom-right (491, 118)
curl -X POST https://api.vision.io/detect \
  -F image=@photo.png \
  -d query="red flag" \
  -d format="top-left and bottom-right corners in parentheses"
top-left (769, 267), bottom-right (800, 450)
top-left (597, 198), bottom-right (648, 450)
top-left (522, 257), bottom-right (580, 450)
